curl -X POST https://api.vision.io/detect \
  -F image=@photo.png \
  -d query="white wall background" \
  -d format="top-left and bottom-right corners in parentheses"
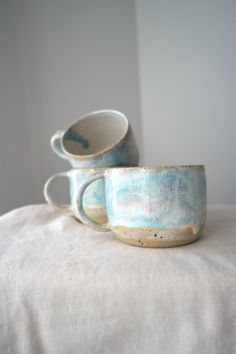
top-left (1, 0), bottom-right (236, 215)
top-left (0, 0), bottom-right (142, 215)
top-left (136, 0), bottom-right (236, 204)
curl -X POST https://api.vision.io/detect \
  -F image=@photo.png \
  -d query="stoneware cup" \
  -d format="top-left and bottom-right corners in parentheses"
top-left (44, 168), bottom-right (107, 224)
top-left (74, 166), bottom-right (207, 248)
top-left (51, 110), bottom-right (139, 168)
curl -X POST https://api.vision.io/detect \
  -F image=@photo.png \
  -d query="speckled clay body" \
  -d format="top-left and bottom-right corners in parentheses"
top-left (50, 110), bottom-right (139, 168)
top-left (44, 169), bottom-right (107, 223)
top-left (75, 166), bottom-right (207, 248)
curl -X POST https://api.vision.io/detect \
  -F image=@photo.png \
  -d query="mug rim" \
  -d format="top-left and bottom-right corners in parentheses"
top-left (105, 165), bottom-right (205, 174)
top-left (69, 167), bottom-right (108, 174)
top-left (60, 109), bottom-right (129, 160)
top-left (67, 165), bottom-right (205, 174)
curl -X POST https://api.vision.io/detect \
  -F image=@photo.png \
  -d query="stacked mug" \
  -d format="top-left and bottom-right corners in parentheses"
top-left (44, 110), bottom-right (139, 224)
top-left (44, 110), bottom-right (207, 248)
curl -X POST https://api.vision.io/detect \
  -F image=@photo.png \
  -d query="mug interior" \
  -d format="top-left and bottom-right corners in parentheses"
top-left (63, 111), bottom-right (128, 157)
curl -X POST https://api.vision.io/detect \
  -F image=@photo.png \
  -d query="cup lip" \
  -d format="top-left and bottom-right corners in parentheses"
top-left (60, 109), bottom-right (129, 160)
top-left (69, 167), bottom-right (108, 173)
top-left (105, 165), bottom-right (205, 174)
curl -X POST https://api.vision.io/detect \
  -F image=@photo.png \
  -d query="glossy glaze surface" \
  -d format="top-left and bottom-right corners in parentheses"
top-left (106, 166), bottom-right (206, 228)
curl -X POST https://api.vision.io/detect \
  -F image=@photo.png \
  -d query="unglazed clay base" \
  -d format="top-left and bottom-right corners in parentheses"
top-left (113, 223), bottom-right (205, 248)
top-left (84, 207), bottom-right (107, 224)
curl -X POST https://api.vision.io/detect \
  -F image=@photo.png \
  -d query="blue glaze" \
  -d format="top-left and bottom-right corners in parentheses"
top-left (70, 169), bottom-right (105, 208)
top-left (105, 166), bottom-right (206, 231)
top-left (64, 128), bottom-right (90, 150)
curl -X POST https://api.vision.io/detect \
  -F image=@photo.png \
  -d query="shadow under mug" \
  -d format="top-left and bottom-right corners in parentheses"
top-left (51, 109), bottom-right (139, 168)
top-left (74, 166), bottom-right (207, 248)
top-left (44, 169), bottom-right (107, 224)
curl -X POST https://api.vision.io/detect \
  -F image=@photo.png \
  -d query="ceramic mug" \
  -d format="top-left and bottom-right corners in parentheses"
top-left (44, 168), bottom-right (107, 223)
top-left (74, 166), bottom-right (207, 247)
top-left (51, 110), bottom-right (139, 168)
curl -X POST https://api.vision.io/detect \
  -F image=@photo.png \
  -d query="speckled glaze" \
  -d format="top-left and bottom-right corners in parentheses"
top-left (74, 166), bottom-right (207, 247)
top-left (51, 110), bottom-right (139, 168)
top-left (44, 168), bottom-right (107, 223)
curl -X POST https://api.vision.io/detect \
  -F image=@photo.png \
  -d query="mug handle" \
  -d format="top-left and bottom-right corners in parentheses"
top-left (50, 130), bottom-right (67, 159)
top-left (44, 171), bottom-right (70, 209)
top-left (74, 172), bottom-right (110, 232)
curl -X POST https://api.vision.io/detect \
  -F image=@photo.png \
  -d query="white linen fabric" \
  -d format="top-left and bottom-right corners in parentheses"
top-left (0, 204), bottom-right (236, 354)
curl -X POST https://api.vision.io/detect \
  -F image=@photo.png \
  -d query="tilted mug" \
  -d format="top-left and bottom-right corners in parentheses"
top-left (74, 166), bottom-right (207, 247)
top-left (51, 110), bottom-right (139, 168)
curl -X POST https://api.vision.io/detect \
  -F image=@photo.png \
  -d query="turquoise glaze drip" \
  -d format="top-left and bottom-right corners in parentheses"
top-left (65, 128), bottom-right (90, 150)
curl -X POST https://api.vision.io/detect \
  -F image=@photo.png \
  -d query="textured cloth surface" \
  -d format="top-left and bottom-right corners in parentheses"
top-left (0, 204), bottom-right (236, 354)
